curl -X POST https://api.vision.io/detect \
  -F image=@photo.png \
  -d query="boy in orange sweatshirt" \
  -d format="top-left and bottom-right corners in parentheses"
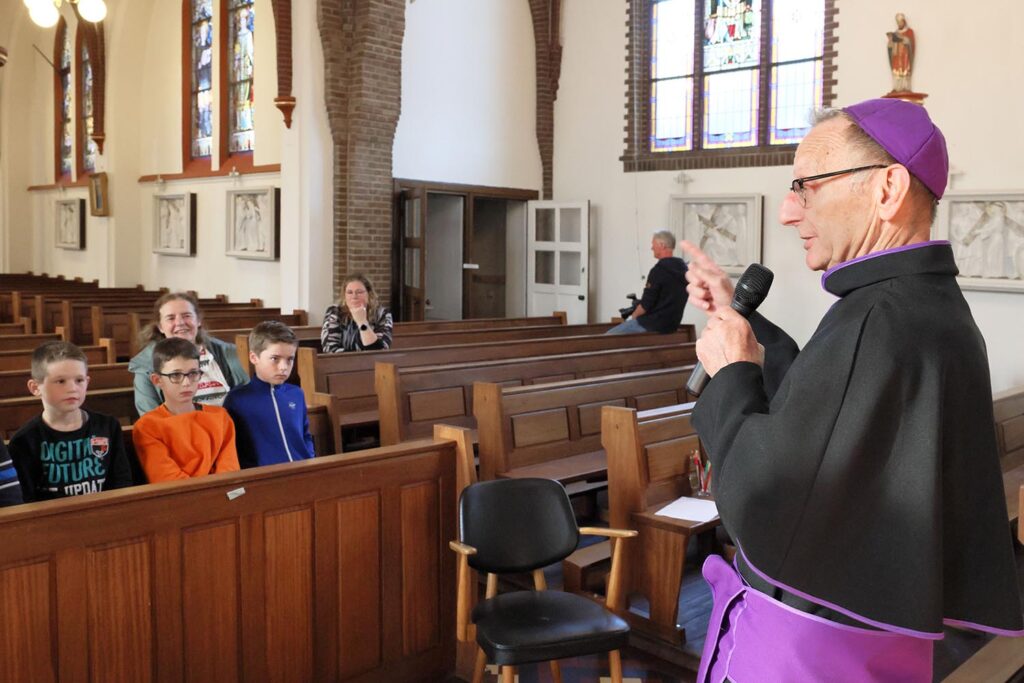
top-left (132, 337), bottom-right (239, 482)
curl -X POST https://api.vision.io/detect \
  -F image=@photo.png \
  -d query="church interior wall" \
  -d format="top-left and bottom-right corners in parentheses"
top-left (1, 0), bottom-right (1023, 390)
top-left (554, 0), bottom-right (1024, 392)
top-left (393, 0), bottom-right (542, 191)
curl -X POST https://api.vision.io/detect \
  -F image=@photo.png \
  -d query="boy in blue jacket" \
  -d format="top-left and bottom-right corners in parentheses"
top-left (224, 321), bottom-right (315, 467)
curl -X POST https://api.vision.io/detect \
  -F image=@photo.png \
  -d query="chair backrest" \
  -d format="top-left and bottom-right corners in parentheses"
top-left (459, 478), bottom-right (579, 574)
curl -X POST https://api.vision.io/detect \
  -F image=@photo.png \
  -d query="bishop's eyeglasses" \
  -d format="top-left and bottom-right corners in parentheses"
top-left (157, 370), bottom-right (202, 384)
top-left (789, 164), bottom-right (888, 206)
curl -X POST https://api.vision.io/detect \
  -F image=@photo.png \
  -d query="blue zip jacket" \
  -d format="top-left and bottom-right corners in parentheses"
top-left (224, 376), bottom-right (315, 468)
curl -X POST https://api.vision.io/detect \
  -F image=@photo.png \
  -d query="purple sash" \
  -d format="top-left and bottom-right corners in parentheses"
top-left (697, 555), bottom-right (933, 682)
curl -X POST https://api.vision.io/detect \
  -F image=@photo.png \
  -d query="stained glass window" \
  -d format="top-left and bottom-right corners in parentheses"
top-left (648, 0), bottom-right (826, 155)
top-left (228, 0), bottom-right (255, 153)
top-left (80, 42), bottom-right (99, 173)
top-left (191, 0), bottom-right (214, 158)
top-left (58, 23), bottom-right (73, 179)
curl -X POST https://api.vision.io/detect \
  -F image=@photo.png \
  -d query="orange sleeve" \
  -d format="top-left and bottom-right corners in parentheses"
top-left (133, 418), bottom-right (190, 482)
top-left (212, 410), bottom-right (240, 474)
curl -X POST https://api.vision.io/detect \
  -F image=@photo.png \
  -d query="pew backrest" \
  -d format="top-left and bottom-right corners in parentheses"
top-left (376, 343), bottom-right (697, 445)
top-left (994, 385), bottom-right (1024, 472)
top-left (474, 366), bottom-right (694, 482)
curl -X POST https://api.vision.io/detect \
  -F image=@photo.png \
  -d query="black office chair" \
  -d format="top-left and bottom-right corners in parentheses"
top-left (451, 478), bottom-right (637, 683)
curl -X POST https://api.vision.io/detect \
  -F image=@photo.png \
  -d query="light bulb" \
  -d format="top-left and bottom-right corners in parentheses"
top-left (29, 1), bottom-right (60, 27)
top-left (77, 0), bottom-right (107, 23)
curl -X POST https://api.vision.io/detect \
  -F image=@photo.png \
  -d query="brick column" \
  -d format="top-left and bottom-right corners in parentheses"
top-left (528, 0), bottom-right (562, 200)
top-left (317, 0), bottom-right (404, 305)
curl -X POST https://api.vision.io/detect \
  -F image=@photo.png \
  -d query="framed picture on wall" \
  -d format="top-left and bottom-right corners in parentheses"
top-left (88, 172), bottom-right (110, 217)
top-left (670, 194), bottom-right (762, 275)
top-left (934, 192), bottom-right (1024, 292)
top-left (153, 193), bottom-right (197, 256)
top-left (55, 198), bottom-right (86, 250)
top-left (226, 187), bottom-right (280, 260)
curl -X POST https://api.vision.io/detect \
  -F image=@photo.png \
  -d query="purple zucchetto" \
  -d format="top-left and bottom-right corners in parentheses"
top-left (842, 98), bottom-right (948, 199)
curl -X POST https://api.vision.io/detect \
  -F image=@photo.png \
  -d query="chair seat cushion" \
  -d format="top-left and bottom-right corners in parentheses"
top-left (472, 590), bottom-right (630, 666)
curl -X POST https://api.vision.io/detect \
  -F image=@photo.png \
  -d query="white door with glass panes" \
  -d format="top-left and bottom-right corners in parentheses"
top-left (526, 201), bottom-right (590, 324)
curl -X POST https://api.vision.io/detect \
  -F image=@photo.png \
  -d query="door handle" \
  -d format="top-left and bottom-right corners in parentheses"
top-left (462, 263), bottom-right (480, 270)
top-left (578, 295), bottom-right (585, 301)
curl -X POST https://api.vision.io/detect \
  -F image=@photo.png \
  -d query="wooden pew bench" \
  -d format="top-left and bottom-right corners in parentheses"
top-left (993, 385), bottom-right (1024, 525)
top-left (0, 332), bottom-right (64, 352)
top-left (299, 329), bottom-right (695, 450)
top-left (0, 340), bottom-right (114, 372)
top-left (0, 363), bottom-right (130, 400)
top-left (595, 403), bottom-right (720, 650)
top-left (0, 319), bottom-right (32, 336)
top-left (0, 387), bottom-right (136, 439)
top-left (375, 343), bottom-right (697, 445)
top-left (473, 366), bottom-right (695, 488)
top-left (0, 435), bottom-right (456, 682)
top-left (389, 322), bottom-right (694, 349)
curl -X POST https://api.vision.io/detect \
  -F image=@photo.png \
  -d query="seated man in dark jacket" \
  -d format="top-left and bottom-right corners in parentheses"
top-left (607, 229), bottom-right (687, 334)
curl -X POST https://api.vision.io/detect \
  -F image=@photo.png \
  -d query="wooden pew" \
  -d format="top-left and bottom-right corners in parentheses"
top-left (395, 312), bottom-right (566, 332)
top-left (298, 329), bottom-right (695, 449)
top-left (39, 294), bottom-right (226, 341)
top-left (376, 343), bottom-right (697, 446)
top-left (0, 332), bottom-right (64, 352)
top-left (389, 322), bottom-right (656, 349)
top-left (0, 319), bottom-right (32, 336)
top-left (599, 403), bottom-right (719, 650)
top-left (0, 387), bottom-right (135, 439)
top-left (994, 385), bottom-right (1024, 472)
top-left (473, 366), bottom-right (694, 486)
top-left (0, 436), bottom-right (456, 682)
top-left (0, 363), bottom-right (130, 400)
top-left (0, 340), bottom-right (114, 372)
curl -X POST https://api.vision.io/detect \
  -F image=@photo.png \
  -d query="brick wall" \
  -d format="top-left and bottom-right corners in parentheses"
top-left (528, 0), bottom-right (562, 200)
top-left (317, 0), bottom-right (404, 305)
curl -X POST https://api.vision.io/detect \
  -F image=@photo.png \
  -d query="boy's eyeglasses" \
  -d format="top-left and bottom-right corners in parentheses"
top-left (157, 370), bottom-right (202, 384)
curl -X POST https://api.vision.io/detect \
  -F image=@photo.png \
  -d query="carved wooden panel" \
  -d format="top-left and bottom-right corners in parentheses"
top-left (645, 435), bottom-right (697, 483)
top-left (264, 508), bottom-right (314, 683)
top-left (0, 560), bottom-right (54, 683)
top-left (337, 493), bottom-right (382, 677)
top-left (182, 523), bottom-right (240, 683)
top-left (86, 539), bottom-right (153, 682)
top-left (635, 390), bottom-right (679, 412)
top-left (578, 398), bottom-right (626, 436)
top-left (401, 481), bottom-right (440, 656)
top-left (512, 408), bottom-right (570, 447)
top-left (409, 387), bottom-right (465, 422)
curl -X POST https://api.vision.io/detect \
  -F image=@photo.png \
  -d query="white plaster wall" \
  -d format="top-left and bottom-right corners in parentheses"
top-left (1, 0), bottom-right (286, 303)
top-left (394, 0), bottom-right (542, 191)
top-left (555, 0), bottom-right (1024, 392)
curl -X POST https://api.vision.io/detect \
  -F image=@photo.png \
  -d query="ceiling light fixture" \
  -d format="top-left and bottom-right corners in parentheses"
top-left (24, 0), bottom-right (107, 28)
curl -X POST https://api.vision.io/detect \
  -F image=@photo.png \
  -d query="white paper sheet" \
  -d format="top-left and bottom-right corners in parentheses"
top-left (655, 496), bottom-right (719, 523)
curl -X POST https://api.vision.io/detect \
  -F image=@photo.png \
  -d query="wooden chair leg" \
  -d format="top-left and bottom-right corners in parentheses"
top-left (549, 659), bottom-right (563, 682)
top-left (501, 665), bottom-right (516, 682)
top-left (609, 649), bottom-right (623, 683)
top-left (472, 647), bottom-right (487, 683)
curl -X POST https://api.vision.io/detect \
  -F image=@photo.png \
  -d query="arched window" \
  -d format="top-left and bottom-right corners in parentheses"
top-left (77, 29), bottom-right (99, 174)
top-left (623, 0), bottom-right (837, 171)
top-left (55, 18), bottom-right (73, 180)
top-left (189, 0), bottom-right (214, 160)
top-left (225, 0), bottom-right (255, 155)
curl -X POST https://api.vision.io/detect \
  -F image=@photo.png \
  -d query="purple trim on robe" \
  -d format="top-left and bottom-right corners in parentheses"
top-left (738, 547), bottom-right (944, 639)
top-left (698, 555), bottom-right (933, 683)
top-left (820, 240), bottom-right (951, 292)
top-left (943, 618), bottom-right (1024, 638)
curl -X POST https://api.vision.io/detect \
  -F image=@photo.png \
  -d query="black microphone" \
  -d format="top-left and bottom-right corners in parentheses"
top-left (686, 263), bottom-right (774, 397)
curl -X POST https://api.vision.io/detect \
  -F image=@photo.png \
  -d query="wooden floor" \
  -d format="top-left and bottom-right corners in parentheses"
top-left (454, 531), bottom-right (1024, 683)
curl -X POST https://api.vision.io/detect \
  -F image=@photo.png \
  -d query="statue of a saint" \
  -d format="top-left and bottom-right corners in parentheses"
top-left (886, 13), bottom-right (915, 93)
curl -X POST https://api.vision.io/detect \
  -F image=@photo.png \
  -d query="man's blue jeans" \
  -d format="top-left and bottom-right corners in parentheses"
top-left (605, 318), bottom-right (649, 335)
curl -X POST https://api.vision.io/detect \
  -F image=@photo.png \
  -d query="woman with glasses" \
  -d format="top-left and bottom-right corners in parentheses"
top-left (320, 274), bottom-right (394, 353)
top-left (128, 292), bottom-right (249, 416)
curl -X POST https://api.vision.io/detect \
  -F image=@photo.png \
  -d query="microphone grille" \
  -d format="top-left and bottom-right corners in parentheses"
top-left (733, 263), bottom-right (774, 314)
